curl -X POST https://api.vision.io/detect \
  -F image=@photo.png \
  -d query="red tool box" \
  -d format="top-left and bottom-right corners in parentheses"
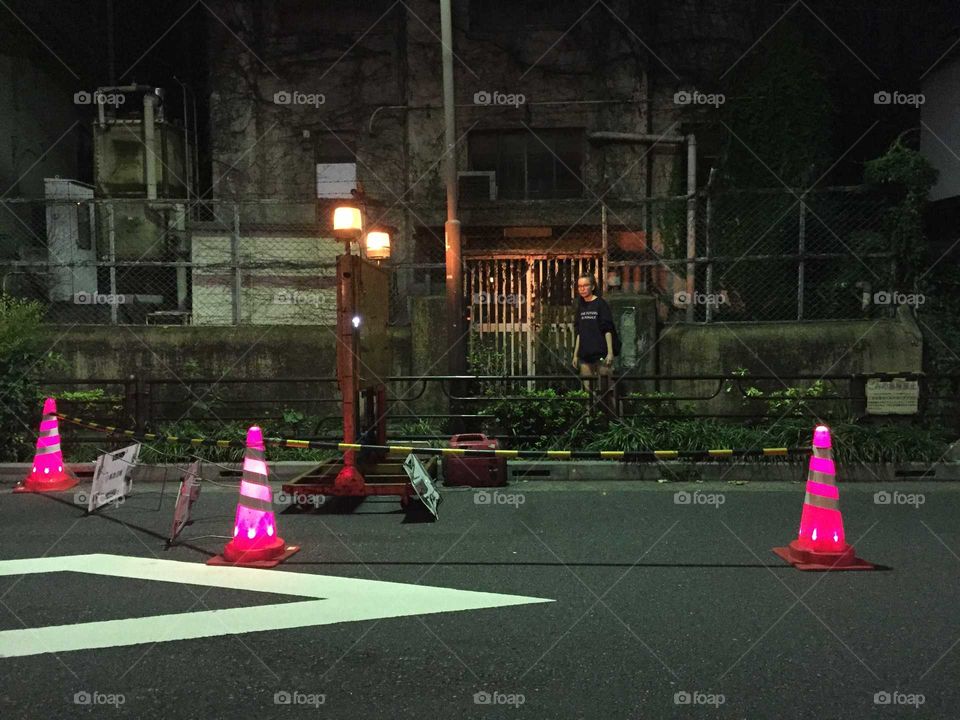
top-left (443, 433), bottom-right (507, 487)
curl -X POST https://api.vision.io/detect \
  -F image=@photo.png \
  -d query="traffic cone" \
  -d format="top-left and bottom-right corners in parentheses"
top-left (207, 426), bottom-right (299, 568)
top-left (773, 425), bottom-right (875, 570)
top-left (13, 398), bottom-right (78, 493)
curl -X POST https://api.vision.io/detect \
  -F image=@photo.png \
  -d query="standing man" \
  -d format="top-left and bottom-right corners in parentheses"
top-left (571, 273), bottom-right (616, 391)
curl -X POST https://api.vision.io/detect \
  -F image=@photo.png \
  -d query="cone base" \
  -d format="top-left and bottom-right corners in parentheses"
top-left (772, 541), bottom-right (876, 571)
top-left (13, 474), bottom-right (78, 493)
top-left (207, 537), bottom-right (300, 568)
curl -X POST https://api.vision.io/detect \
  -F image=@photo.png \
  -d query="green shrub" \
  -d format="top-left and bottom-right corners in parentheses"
top-left (0, 295), bottom-right (62, 460)
top-left (486, 387), bottom-right (602, 450)
top-left (586, 416), bottom-right (948, 464)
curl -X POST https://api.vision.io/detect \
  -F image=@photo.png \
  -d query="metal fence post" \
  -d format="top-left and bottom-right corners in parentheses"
top-left (704, 170), bottom-right (716, 323)
top-left (134, 374), bottom-right (149, 431)
top-left (685, 134), bottom-right (698, 322)
top-left (107, 202), bottom-right (118, 325)
top-left (231, 202), bottom-right (241, 325)
top-left (175, 203), bottom-right (188, 312)
top-left (124, 374), bottom-right (137, 427)
top-left (798, 196), bottom-right (806, 320)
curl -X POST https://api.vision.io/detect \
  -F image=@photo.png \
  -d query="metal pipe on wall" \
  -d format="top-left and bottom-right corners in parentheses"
top-left (107, 204), bottom-right (118, 325)
top-left (440, 0), bottom-right (465, 383)
top-left (601, 204), bottom-right (608, 294)
top-left (143, 94), bottom-right (159, 201)
top-left (685, 133), bottom-right (697, 322)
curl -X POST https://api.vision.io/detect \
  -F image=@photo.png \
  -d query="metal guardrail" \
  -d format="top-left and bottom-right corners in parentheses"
top-left (39, 372), bottom-right (954, 448)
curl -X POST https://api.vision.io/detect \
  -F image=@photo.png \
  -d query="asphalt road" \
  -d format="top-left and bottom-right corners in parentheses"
top-left (0, 478), bottom-right (958, 719)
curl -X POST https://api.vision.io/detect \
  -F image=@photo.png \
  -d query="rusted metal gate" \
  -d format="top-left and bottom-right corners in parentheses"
top-left (466, 255), bottom-right (604, 376)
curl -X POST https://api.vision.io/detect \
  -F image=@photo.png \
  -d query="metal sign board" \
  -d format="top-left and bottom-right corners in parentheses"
top-left (88, 444), bottom-right (140, 512)
top-left (169, 462), bottom-right (202, 544)
top-left (403, 453), bottom-right (441, 518)
top-left (866, 378), bottom-right (919, 415)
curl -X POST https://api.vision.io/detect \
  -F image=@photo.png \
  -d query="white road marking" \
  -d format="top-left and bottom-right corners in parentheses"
top-left (0, 553), bottom-right (553, 658)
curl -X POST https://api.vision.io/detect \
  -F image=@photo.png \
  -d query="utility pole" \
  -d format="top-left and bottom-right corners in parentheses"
top-left (440, 0), bottom-right (465, 381)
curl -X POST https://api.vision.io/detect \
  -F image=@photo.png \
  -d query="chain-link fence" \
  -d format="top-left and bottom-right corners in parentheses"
top-left (0, 186), bottom-right (896, 326)
top-left (0, 198), bottom-right (344, 325)
top-left (604, 186), bottom-right (896, 322)
top-left (694, 186), bottom-right (895, 322)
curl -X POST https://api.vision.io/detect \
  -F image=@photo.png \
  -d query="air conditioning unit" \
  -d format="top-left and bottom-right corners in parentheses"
top-left (458, 171), bottom-right (497, 201)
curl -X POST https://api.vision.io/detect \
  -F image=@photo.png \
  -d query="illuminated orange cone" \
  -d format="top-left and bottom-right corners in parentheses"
top-left (773, 425), bottom-right (875, 570)
top-left (207, 426), bottom-right (299, 568)
top-left (13, 398), bottom-right (78, 493)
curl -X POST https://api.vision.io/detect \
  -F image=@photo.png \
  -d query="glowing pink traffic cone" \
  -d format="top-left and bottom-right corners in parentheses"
top-left (13, 398), bottom-right (78, 493)
top-left (208, 426), bottom-right (298, 568)
top-left (773, 425), bottom-right (875, 570)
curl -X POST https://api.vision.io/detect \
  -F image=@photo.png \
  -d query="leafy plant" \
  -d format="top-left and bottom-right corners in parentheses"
top-left (467, 341), bottom-right (507, 376)
top-left (282, 408), bottom-right (305, 426)
top-left (735, 379), bottom-right (836, 416)
top-left (624, 390), bottom-right (696, 417)
top-left (393, 418), bottom-right (446, 440)
top-left (864, 136), bottom-right (938, 288)
top-left (486, 387), bottom-right (601, 450)
top-left (134, 416), bottom-right (338, 464)
top-left (0, 296), bottom-right (62, 460)
top-left (585, 416), bottom-right (948, 464)
top-left (719, 23), bottom-right (834, 188)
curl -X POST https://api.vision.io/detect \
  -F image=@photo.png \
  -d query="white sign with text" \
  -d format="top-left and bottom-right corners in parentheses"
top-left (89, 444), bottom-right (140, 512)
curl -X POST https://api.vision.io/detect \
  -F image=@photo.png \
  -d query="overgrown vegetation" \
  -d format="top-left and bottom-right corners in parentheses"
top-left (586, 417), bottom-right (948, 465)
top-left (726, 370), bottom-right (838, 417)
top-left (64, 412), bottom-right (340, 464)
top-left (720, 24), bottom-right (834, 188)
top-left (861, 137), bottom-right (958, 434)
top-left (392, 418), bottom-right (447, 440)
top-left (468, 341), bottom-right (604, 449)
top-left (484, 387), bottom-right (602, 450)
top-left (864, 136), bottom-right (938, 289)
top-left (463, 326), bottom-right (950, 462)
top-left (0, 296), bottom-right (62, 461)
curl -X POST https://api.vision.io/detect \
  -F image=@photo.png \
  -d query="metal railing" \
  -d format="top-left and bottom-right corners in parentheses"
top-left (39, 372), bottom-right (948, 448)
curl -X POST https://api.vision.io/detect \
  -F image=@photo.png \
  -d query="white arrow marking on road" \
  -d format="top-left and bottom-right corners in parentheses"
top-left (0, 553), bottom-right (553, 658)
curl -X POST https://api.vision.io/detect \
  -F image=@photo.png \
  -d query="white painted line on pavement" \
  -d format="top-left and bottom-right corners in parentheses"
top-left (0, 553), bottom-right (553, 658)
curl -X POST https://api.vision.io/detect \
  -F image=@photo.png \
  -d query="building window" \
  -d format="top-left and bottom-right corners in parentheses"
top-left (316, 133), bottom-right (357, 199)
top-left (468, 1), bottom-right (583, 34)
top-left (468, 129), bottom-right (584, 200)
top-left (76, 205), bottom-right (92, 250)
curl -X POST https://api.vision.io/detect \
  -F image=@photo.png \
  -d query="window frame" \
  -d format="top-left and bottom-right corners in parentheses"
top-left (468, 128), bottom-right (585, 200)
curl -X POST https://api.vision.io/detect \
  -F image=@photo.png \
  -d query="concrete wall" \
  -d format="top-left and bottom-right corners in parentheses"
top-left (46, 325), bottom-right (337, 382)
top-left (656, 306), bottom-right (923, 415)
top-left (42, 301), bottom-right (923, 424)
top-left (44, 322), bottom-right (414, 426)
top-left (408, 295), bottom-right (449, 416)
top-left (191, 234), bottom-right (339, 325)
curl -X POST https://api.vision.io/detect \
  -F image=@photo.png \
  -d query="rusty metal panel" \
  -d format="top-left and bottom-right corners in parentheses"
top-left (339, 255), bottom-right (391, 389)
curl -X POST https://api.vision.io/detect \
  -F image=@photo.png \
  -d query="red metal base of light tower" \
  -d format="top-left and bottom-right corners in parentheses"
top-left (282, 255), bottom-right (420, 505)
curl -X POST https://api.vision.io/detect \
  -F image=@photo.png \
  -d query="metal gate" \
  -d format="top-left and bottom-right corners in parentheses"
top-left (466, 255), bottom-right (604, 376)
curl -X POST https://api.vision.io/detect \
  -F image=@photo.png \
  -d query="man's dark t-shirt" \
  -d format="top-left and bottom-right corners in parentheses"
top-left (575, 296), bottom-right (615, 363)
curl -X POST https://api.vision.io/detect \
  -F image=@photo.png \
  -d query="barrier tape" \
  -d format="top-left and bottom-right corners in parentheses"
top-left (55, 413), bottom-right (810, 462)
